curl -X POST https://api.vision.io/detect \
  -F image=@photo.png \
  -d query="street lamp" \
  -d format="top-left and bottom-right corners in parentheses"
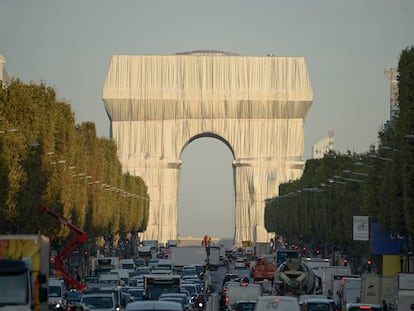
top-left (0, 127), bottom-right (18, 134)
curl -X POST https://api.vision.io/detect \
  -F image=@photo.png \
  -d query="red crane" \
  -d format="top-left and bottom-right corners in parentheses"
top-left (38, 205), bottom-right (88, 291)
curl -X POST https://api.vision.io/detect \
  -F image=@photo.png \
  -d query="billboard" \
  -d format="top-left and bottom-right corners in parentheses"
top-left (371, 222), bottom-right (406, 255)
top-left (353, 216), bottom-right (369, 241)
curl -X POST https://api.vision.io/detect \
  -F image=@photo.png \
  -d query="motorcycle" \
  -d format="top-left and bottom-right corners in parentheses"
top-left (195, 295), bottom-right (205, 311)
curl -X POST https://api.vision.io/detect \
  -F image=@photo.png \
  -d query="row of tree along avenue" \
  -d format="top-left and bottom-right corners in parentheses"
top-left (265, 46), bottom-right (414, 263)
top-left (0, 79), bottom-right (149, 251)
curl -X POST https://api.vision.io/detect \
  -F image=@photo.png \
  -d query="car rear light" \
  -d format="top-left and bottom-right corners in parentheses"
top-left (360, 306), bottom-right (372, 310)
top-left (272, 298), bottom-right (281, 302)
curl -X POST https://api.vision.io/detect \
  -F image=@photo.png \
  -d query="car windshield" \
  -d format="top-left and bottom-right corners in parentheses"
top-left (82, 296), bottom-right (114, 309)
top-left (307, 303), bottom-right (331, 311)
top-left (66, 291), bottom-right (82, 301)
top-left (0, 273), bottom-right (28, 305)
top-left (235, 302), bottom-right (256, 311)
top-left (49, 286), bottom-right (62, 297)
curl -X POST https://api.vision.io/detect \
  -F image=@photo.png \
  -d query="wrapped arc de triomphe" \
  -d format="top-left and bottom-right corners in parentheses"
top-left (102, 51), bottom-right (313, 246)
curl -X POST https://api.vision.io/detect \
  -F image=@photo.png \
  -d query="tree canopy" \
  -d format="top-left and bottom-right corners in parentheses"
top-left (265, 46), bottom-right (414, 255)
top-left (0, 80), bottom-right (149, 242)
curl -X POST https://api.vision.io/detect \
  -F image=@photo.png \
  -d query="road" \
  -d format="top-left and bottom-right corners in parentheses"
top-left (205, 260), bottom-right (253, 311)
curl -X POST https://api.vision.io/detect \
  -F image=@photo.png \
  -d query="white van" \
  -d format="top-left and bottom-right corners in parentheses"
top-left (48, 278), bottom-right (67, 310)
top-left (98, 272), bottom-right (122, 288)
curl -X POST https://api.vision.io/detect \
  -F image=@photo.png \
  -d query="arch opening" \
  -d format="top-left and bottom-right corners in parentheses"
top-left (178, 136), bottom-right (235, 242)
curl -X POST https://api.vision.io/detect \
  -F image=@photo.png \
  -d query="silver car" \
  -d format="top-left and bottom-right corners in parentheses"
top-left (125, 300), bottom-right (183, 311)
top-left (255, 296), bottom-right (300, 311)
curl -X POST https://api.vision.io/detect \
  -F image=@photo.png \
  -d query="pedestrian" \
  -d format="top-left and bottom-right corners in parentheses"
top-left (382, 300), bottom-right (389, 311)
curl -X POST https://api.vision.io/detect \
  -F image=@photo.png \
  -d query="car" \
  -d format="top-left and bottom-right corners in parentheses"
top-left (159, 293), bottom-right (190, 310)
top-left (346, 304), bottom-right (381, 311)
top-left (65, 290), bottom-right (83, 309)
top-left (125, 300), bottom-right (183, 311)
top-left (222, 273), bottom-right (241, 286)
top-left (148, 258), bottom-right (159, 269)
top-left (233, 299), bottom-right (256, 311)
top-left (127, 288), bottom-right (144, 301)
top-left (134, 258), bottom-right (146, 267)
top-left (300, 298), bottom-right (335, 311)
top-left (190, 264), bottom-right (205, 280)
top-left (49, 278), bottom-right (67, 311)
top-left (136, 267), bottom-right (151, 275)
top-left (298, 296), bottom-right (329, 305)
top-left (80, 292), bottom-right (118, 311)
top-left (255, 296), bottom-right (300, 311)
top-left (85, 276), bottom-right (99, 289)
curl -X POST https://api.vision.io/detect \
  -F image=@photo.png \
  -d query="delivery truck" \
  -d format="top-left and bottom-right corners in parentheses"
top-left (170, 246), bottom-right (207, 271)
top-left (395, 272), bottom-right (414, 311)
top-left (0, 234), bottom-right (50, 311)
top-left (362, 274), bottom-right (394, 305)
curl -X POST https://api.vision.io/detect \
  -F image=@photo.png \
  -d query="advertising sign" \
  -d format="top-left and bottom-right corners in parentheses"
top-left (353, 216), bottom-right (369, 241)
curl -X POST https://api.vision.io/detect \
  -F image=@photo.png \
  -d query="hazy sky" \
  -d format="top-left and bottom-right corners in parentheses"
top-left (1, 1), bottom-right (413, 239)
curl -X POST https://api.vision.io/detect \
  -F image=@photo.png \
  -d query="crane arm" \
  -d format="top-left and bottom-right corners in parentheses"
top-left (38, 205), bottom-right (88, 291)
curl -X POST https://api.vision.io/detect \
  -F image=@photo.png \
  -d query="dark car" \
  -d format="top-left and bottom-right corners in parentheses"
top-left (222, 273), bottom-right (240, 286)
top-left (234, 299), bottom-right (256, 311)
top-left (301, 298), bottom-right (335, 311)
top-left (64, 290), bottom-right (82, 310)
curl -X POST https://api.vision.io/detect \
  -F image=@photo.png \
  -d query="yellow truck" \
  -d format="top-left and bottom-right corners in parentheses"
top-left (0, 234), bottom-right (50, 311)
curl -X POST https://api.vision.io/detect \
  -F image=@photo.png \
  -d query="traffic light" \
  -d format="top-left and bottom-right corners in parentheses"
top-left (367, 259), bottom-right (372, 272)
top-left (343, 258), bottom-right (348, 266)
top-left (204, 235), bottom-right (210, 249)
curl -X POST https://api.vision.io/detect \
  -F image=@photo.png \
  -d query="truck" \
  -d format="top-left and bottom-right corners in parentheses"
top-left (137, 246), bottom-right (154, 264)
top-left (339, 277), bottom-right (362, 310)
top-left (274, 254), bottom-right (317, 296)
top-left (209, 246), bottom-right (221, 270)
top-left (92, 256), bottom-right (120, 275)
top-left (48, 277), bottom-right (67, 310)
top-left (362, 274), bottom-right (394, 305)
top-left (170, 246), bottom-right (207, 271)
top-left (394, 272), bottom-right (414, 311)
top-left (303, 257), bottom-right (331, 279)
top-left (329, 274), bottom-right (362, 310)
top-left (225, 283), bottom-right (261, 310)
top-left (254, 242), bottom-right (272, 257)
top-left (252, 257), bottom-right (277, 284)
top-left (0, 234), bottom-right (50, 311)
top-left (320, 265), bottom-right (352, 299)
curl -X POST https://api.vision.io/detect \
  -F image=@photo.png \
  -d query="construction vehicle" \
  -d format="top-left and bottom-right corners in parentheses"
top-left (274, 253), bottom-right (318, 296)
top-left (252, 256), bottom-right (277, 284)
top-left (0, 234), bottom-right (50, 311)
top-left (38, 205), bottom-right (88, 291)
